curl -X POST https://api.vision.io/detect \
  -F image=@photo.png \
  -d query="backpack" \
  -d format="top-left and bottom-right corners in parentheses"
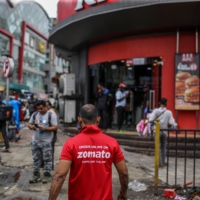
top-left (32, 111), bottom-right (57, 143)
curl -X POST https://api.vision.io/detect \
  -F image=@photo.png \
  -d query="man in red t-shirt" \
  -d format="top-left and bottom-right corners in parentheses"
top-left (49, 104), bottom-right (128, 200)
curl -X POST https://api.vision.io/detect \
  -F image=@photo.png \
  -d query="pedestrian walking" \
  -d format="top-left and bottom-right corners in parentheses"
top-left (115, 82), bottom-right (129, 133)
top-left (28, 94), bottom-right (37, 116)
top-left (96, 83), bottom-right (111, 132)
top-left (48, 104), bottom-right (128, 200)
top-left (149, 98), bottom-right (176, 168)
top-left (142, 85), bottom-right (150, 119)
top-left (46, 100), bottom-right (58, 170)
top-left (28, 100), bottom-right (58, 183)
top-left (0, 90), bottom-right (10, 153)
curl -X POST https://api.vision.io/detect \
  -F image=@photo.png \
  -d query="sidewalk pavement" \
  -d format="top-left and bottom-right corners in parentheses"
top-left (0, 127), bottom-right (152, 199)
top-left (0, 126), bottom-right (199, 198)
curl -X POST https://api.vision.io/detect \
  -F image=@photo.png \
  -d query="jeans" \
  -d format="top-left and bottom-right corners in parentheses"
top-left (0, 122), bottom-right (10, 149)
top-left (160, 131), bottom-right (167, 166)
top-left (116, 106), bottom-right (125, 130)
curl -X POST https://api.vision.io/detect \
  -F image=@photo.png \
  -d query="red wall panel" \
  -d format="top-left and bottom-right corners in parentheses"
top-left (88, 33), bottom-right (200, 129)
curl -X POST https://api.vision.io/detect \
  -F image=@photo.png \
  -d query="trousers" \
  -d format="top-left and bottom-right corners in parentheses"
top-left (0, 122), bottom-right (10, 149)
top-left (160, 131), bottom-right (167, 166)
top-left (98, 109), bottom-right (108, 130)
top-left (31, 142), bottom-right (52, 174)
top-left (116, 106), bottom-right (125, 130)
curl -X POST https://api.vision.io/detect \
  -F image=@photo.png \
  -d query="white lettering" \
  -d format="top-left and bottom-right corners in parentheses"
top-left (105, 152), bottom-right (111, 158)
top-left (83, 151), bottom-right (88, 158)
top-left (87, 151), bottom-right (95, 157)
top-left (77, 152), bottom-right (83, 158)
top-left (96, 151), bottom-right (101, 158)
top-left (77, 150), bottom-right (111, 159)
top-left (177, 63), bottom-right (191, 71)
top-left (102, 150), bottom-right (105, 158)
top-left (75, 0), bottom-right (106, 11)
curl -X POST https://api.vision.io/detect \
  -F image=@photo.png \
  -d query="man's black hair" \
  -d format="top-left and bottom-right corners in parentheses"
top-left (98, 83), bottom-right (104, 87)
top-left (36, 100), bottom-right (46, 107)
top-left (79, 104), bottom-right (98, 124)
top-left (160, 98), bottom-right (167, 106)
top-left (46, 100), bottom-right (52, 107)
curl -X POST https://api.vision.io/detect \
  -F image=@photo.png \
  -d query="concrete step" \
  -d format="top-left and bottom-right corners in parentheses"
top-left (124, 147), bottom-right (200, 158)
top-left (63, 128), bottom-right (200, 143)
top-left (117, 139), bottom-right (200, 150)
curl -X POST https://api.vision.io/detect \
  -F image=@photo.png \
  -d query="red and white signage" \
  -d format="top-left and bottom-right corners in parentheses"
top-left (2, 58), bottom-right (14, 78)
top-left (75, 0), bottom-right (106, 11)
top-left (58, 0), bottom-right (119, 22)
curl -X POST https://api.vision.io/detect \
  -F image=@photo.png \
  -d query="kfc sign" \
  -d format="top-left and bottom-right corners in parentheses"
top-left (181, 53), bottom-right (194, 62)
top-left (75, 0), bottom-right (106, 11)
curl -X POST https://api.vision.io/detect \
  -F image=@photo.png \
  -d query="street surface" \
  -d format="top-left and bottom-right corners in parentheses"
top-left (0, 127), bottom-right (198, 199)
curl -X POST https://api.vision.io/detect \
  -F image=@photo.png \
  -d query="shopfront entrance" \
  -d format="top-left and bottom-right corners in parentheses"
top-left (89, 56), bottom-right (162, 128)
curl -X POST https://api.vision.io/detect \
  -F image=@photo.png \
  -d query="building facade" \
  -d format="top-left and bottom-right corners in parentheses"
top-left (49, 0), bottom-right (200, 129)
top-left (0, 0), bottom-right (50, 96)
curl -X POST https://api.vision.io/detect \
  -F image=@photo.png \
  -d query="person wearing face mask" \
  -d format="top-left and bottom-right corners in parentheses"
top-left (115, 83), bottom-right (129, 133)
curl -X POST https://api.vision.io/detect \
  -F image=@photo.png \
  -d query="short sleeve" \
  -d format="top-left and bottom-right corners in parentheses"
top-left (29, 114), bottom-right (34, 124)
top-left (51, 113), bottom-right (58, 126)
top-left (116, 91), bottom-right (122, 100)
top-left (113, 141), bottom-right (124, 163)
top-left (168, 111), bottom-right (175, 125)
top-left (60, 139), bottom-right (73, 161)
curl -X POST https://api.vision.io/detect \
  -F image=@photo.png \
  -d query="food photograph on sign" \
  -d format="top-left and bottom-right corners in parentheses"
top-left (175, 53), bottom-right (200, 110)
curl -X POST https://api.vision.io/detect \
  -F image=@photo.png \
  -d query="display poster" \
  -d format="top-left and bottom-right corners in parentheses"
top-left (175, 53), bottom-right (200, 110)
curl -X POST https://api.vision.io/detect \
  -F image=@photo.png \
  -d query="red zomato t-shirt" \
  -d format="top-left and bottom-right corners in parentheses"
top-left (60, 125), bottom-right (124, 200)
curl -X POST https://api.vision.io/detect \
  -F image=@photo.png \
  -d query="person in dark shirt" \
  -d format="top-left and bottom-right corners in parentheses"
top-left (0, 99), bottom-right (10, 153)
top-left (96, 83), bottom-right (110, 133)
top-left (142, 85), bottom-right (150, 119)
top-left (28, 94), bottom-right (37, 116)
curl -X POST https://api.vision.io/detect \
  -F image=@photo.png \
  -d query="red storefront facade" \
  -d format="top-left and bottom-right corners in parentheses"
top-left (50, 0), bottom-right (200, 129)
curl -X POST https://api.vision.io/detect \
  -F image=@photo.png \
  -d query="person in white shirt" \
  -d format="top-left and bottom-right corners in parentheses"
top-left (115, 83), bottom-right (129, 133)
top-left (149, 98), bottom-right (176, 168)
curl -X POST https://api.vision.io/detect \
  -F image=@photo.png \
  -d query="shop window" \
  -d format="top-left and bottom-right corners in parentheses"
top-left (25, 32), bottom-right (30, 45)
top-left (0, 37), bottom-right (9, 56)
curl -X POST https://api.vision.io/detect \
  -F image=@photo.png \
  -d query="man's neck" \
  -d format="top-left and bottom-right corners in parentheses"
top-left (40, 110), bottom-right (48, 115)
top-left (160, 105), bottom-right (166, 108)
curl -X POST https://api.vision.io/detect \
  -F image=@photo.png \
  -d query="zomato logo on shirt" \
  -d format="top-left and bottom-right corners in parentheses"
top-left (77, 150), bottom-right (111, 158)
top-left (77, 145), bottom-right (111, 163)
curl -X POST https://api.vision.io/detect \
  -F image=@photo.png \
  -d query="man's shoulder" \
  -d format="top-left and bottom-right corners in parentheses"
top-left (165, 109), bottom-right (172, 115)
top-left (115, 90), bottom-right (121, 95)
top-left (68, 131), bottom-right (118, 143)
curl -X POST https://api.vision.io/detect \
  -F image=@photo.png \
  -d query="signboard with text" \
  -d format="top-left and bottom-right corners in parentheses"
top-left (175, 53), bottom-right (200, 110)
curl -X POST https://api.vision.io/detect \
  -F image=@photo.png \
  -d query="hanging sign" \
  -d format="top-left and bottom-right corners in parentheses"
top-left (175, 53), bottom-right (200, 110)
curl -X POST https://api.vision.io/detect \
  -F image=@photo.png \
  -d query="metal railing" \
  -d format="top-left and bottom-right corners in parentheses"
top-left (154, 120), bottom-right (200, 191)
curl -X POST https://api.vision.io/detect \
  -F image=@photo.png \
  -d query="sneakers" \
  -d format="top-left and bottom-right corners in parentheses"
top-left (29, 172), bottom-right (51, 184)
top-left (29, 172), bottom-right (40, 183)
top-left (42, 172), bottom-right (51, 184)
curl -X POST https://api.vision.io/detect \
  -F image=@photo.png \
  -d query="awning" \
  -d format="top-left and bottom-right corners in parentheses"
top-left (49, 0), bottom-right (200, 51)
top-left (9, 83), bottom-right (30, 90)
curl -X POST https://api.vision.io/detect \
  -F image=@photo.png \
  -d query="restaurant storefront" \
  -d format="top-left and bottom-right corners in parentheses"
top-left (49, 0), bottom-right (200, 129)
